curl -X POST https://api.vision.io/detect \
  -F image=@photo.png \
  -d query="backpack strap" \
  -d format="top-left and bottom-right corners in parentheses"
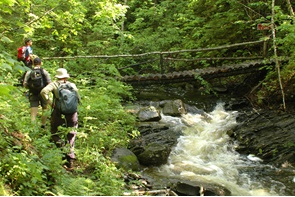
top-left (38, 68), bottom-right (50, 87)
top-left (52, 81), bottom-right (65, 109)
top-left (52, 81), bottom-right (61, 103)
top-left (39, 68), bottom-right (46, 84)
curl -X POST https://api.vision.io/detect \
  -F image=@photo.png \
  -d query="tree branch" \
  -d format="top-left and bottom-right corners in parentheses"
top-left (26, 6), bottom-right (58, 27)
top-left (164, 56), bottom-right (264, 62)
top-left (43, 39), bottom-right (268, 60)
top-left (1, 6), bottom-right (58, 35)
top-left (235, 1), bottom-right (269, 20)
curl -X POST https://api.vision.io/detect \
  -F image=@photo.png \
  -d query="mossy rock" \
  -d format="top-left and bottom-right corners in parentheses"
top-left (111, 147), bottom-right (140, 171)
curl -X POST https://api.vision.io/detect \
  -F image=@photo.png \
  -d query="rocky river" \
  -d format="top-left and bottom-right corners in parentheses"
top-left (113, 83), bottom-right (295, 196)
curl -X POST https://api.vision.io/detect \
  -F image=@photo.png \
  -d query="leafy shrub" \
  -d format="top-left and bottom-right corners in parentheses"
top-left (0, 50), bottom-right (139, 195)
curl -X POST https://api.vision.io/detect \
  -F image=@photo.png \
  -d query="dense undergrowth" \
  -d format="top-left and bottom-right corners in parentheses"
top-left (0, 55), bottom-right (139, 195)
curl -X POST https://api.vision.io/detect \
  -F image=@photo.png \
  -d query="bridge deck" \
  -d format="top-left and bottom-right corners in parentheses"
top-left (121, 60), bottom-right (276, 84)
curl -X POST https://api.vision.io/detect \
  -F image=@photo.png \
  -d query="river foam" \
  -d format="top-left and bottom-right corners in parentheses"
top-left (155, 103), bottom-right (279, 196)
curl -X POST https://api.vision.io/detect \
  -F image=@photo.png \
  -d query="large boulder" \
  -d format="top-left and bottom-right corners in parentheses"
top-left (172, 181), bottom-right (231, 196)
top-left (111, 147), bottom-right (140, 171)
top-left (161, 99), bottom-right (187, 116)
top-left (137, 106), bottom-right (161, 122)
top-left (232, 109), bottom-right (295, 166)
top-left (137, 142), bottom-right (171, 166)
top-left (129, 123), bottom-right (183, 166)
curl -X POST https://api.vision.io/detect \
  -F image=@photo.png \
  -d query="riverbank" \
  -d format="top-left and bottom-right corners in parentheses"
top-left (123, 82), bottom-right (295, 195)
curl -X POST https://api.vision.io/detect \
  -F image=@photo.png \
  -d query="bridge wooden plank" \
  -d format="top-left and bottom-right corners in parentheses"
top-left (120, 60), bottom-right (278, 84)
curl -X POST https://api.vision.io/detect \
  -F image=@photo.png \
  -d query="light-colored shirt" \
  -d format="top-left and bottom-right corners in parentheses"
top-left (40, 80), bottom-right (80, 104)
top-left (25, 46), bottom-right (33, 57)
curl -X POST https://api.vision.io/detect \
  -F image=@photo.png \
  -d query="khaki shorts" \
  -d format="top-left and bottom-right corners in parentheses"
top-left (29, 93), bottom-right (48, 108)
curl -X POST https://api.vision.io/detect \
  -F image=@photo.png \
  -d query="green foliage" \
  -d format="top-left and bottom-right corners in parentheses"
top-left (0, 45), bottom-right (137, 195)
top-left (125, 0), bottom-right (272, 72)
top-left (251, 4), bottom-right (295, 108)
top-left (194, 74), bottom-right (214, 95)
top-left (0, 178), bottom-right (10, 196)
top-left (76, 153), bottom-right (125, 196)
top-left (0, 75), bottom-right (137, 196)
top-left (0, 47), bottom-right (27, 94)
top-left (283, 141), bottom-right (295, 148)
top-left (1, 1), bottom-right (137, 192)
top-left (76, 75), bottom-right (137, 155)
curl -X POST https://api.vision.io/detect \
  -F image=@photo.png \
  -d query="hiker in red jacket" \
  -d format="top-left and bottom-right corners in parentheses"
top-left (23, 38), bottom-right (34, 68)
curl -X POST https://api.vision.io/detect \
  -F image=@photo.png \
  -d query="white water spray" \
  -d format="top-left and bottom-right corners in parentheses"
top-left (156, 103), bottom-right (278, 196)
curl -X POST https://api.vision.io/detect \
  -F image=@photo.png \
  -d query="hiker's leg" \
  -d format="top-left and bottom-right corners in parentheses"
top-left (29, 94), bottom-right (39, 122)
top-left (65, 112), bottom-right (78, 159)
top-left (40, 95), bottom-right (49, 127)
top-left (30, 107), bottom-right (38, 122)
top-left (65, 112), bottom-right (78, 128)
top-left (41, 108), bottom-right (48, 126)
top-left (67, 131), bottom-right (77, 159)
top-left (50, 109), bottom-right (65, 147)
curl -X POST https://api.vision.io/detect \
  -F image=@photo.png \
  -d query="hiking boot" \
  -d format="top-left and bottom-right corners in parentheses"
top-left (66, 159), bottom-right (74, 169)
top-left (55, 140), bottom-right (65, 148)
top-left (64, 155), bottom-right (75, 170)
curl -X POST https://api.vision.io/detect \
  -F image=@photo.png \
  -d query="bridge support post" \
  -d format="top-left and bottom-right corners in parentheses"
top-left (263, 40), bottom-right (267, 57)
top-left (160, 54), bottom-right (164, 74)
top-left (262, 31), bottom-right (269, 58)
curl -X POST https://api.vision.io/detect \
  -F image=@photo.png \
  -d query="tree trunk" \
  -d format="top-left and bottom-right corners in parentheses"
top-left (271, 0), bottom-right (286, 111)
top-left (286, 0), bottom-right (294, 16)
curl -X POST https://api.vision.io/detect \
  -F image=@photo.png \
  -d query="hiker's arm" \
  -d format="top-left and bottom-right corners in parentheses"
top-left (40, 83), bottom-right (56, 106)
top-left (23, 71), bottom-right (30, 88)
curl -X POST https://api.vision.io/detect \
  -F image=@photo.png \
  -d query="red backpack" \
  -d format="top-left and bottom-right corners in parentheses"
top-left (17, 46), bottom-right (27, 61)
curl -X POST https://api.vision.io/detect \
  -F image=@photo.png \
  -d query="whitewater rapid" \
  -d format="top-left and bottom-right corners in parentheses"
top-left (154, 103), bottom-right (280, 196)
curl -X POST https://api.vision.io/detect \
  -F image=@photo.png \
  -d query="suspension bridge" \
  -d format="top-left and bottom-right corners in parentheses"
top-left (44, 39), bottom-right (286, 84)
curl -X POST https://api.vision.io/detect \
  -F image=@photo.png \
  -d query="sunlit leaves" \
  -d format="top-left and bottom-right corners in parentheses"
top-left (94, 2), bottom-right (128, 21)
top-left (0, 85), bottom-right (13, 96)
top-left (0, 0), bottom-right (16, 7)
top-left (1, 36), bottom-right (13, 43)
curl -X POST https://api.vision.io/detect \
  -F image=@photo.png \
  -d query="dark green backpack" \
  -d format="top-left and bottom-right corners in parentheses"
top-left (55, 83), bottom-right (79, 114)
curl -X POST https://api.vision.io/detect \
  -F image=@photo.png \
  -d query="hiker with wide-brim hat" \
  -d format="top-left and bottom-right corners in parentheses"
top-left (41, 68), bottom-right (81, 170)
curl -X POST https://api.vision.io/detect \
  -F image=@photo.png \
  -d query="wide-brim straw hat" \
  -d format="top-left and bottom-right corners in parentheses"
top-left (55, 68), bottom-right (70, 79)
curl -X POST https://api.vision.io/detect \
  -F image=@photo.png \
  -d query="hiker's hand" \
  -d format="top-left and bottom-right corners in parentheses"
top-left (48, 100), bottom-right (53, 108)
